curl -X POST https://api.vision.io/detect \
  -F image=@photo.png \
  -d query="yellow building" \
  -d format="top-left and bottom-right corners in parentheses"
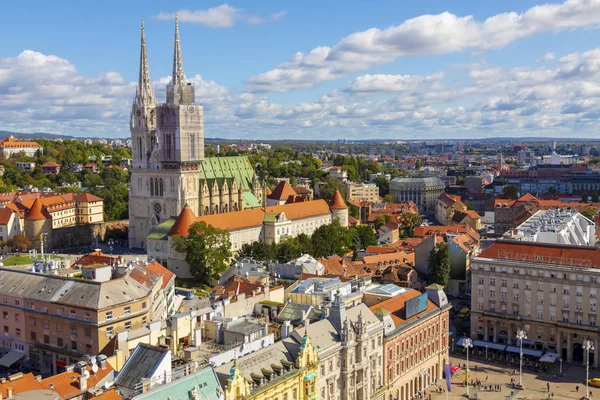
top-left (345, 182), bottom-right (380, 203)
top-left (218, 333), bottom-right (319, 400)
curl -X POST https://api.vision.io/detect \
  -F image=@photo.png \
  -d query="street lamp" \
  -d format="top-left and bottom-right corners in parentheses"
top-left (559, 358), bottom-right (563, 375)
top-left (462, 337), bottom-right (473, 396)
top-left (516, 329), bottom-right (527, 387)
top-left (584, 339), bottom-right (595, 400)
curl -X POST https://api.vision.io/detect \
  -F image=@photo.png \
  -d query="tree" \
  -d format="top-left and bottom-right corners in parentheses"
top-left (547, 187), bottom-right (558, 195)
top-left (580, 208), bottom-right (598, 221)
top-left (348, 203), bottom-right (359, 219)
top-left (428, 243), bottom-right (451, 287)
top-left (592, 192), bottom-right (599, 203)
top-left (8, 235), bottom-right (31, 252)
top-left (311, 219), bottom-right (353, 258)
top-left (237, 241), bottom-right (276, 262)
top-left (383, 194), bottom-right (394, 203)
top-left (397, 212), bottom-right (422, 238)
top-left (172, 222), bottom-right (232, 284)
top-left (352, 225), bottom-right (377, 250)
top-left (374, 176), bottom-right (390, 197)
top-left (502, 185), bottom-right (519, 199)
top-left (319, 176), bottom-right (345, 200)
top-left (276, 238), bottom-right (303, 262)
top-left (582, 191), bottom-right (589, 203)
top-left (373, 214), bottom-right (391, 230)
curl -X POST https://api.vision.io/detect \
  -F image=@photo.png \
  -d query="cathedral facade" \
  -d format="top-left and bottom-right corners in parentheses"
top-left (129, 17), bottom-right (263, 249)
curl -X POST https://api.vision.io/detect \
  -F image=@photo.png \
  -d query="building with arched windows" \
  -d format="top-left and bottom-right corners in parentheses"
top-left (128, 18), bottom-right (264, 250)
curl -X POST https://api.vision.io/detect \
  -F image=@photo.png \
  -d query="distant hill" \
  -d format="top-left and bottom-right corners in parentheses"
top-left (0, 131), bottom-right (78, 140)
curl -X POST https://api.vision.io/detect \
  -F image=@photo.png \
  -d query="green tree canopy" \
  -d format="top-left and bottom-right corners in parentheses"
top-left (373, 214), bottom-right (391, 230)
top-left (502, 185), bottom-right (519, 199)
top-left (353, 225), bottom-right (377, 250)
top-left (428, 243), bottom-right (451, 287)
top-left (581, 208), bottom-right (598, 221)
top-left (397, 212), bottom-right (422, 239)
top-left (173, 222), bottom-right (232, 284)
top-left (311, 219), bottom-right (353, 258)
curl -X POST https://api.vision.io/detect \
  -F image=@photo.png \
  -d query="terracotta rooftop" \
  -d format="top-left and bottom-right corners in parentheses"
top-left (0, 372), bottom-right (43, 398)
top-left (41, 161), bottom-right (60, 167)
top-left (73, 251), bottom-right (122, 268)
top-left (168, 204), bottom-right (197, 236)
top-left (478, 240), bottom-right (600, 268)
top-left (25, 197), bottom-right (48, 220)
top-left (40, 363), bottom-right (114, 399)
top-left (369, 288), bottom-right (439, 327)
top-left (268, 181), bottom-right (298, 201)
top-left (0, 207), bottom-right (14, 225)
top-left (130, 260), bottom-right (174, 289)
top-left (329, 190), bottom-right (348, 210)
top-left (172, 199), bottom-right (332, 234)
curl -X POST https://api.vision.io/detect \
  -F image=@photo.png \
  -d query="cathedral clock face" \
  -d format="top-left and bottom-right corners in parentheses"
top-left (136, 110), bottom-right (141, 117)
top-left (188, 106), bottom-right (194, 113)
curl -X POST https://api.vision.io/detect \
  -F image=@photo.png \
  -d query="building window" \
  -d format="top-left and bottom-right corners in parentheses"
top-left (71, 327), bottom-right (77, 337)
top-left (72, 341), bottom-right (77, 351)
top-left (125, 322), bottom-right (131, 330)
top-left (30, 332), bottom-right (36, 341)
top-left (84, 327), bottom-right (91, 337)
top-left (106, 327), bottom-right (113, 337)
top-left (84, 313), bottom-right (91, 321)
top-left (70, 310), bottom-right (76, 319)
top-left (2, 312), bottom-right (7, 320)
top-left (44, 335), bottom-right (49, 344)
top-left (124, 307), bottom-right (131, 316)
top-left (106, 311), bottom-right (113, 320)
top-left (56, 322), bottom-right (63, 331)
top-left (15, 328), bottom-right (20, 337)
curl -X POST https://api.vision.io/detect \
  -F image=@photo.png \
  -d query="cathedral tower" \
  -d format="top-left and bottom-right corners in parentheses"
top-left (129, 16), bottom-right (205, 249)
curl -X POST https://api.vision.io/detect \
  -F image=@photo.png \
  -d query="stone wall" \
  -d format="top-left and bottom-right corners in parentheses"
top-left (49, 220), bottom-right (129, 250)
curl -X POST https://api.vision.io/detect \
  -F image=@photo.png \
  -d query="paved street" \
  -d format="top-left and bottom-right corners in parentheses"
top-left (428, 355), bottom-right (600, 400)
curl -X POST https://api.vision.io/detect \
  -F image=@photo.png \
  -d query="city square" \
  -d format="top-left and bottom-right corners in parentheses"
top-left (430, 355), bottom-right (600, 400)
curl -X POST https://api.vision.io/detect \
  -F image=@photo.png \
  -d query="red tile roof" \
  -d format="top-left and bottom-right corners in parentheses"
top-left (0, 208), bottom-right (14, 225)
top-left (168, 204), bottom-right (197, 236)
top-left (25, 198), bottom-right (48, 220)
top-left (268, 181), bottom-right (298, 201)
top-left (0, 373), bottom-right (43, 398)
top-left (369, 288), bottom-right (439, 327)
top-left (478, 241), bottom-right (600, 268)
top-left (40, 363), bottom-right (114, 399)
top-left (329, 190), bottom-right (347, 210)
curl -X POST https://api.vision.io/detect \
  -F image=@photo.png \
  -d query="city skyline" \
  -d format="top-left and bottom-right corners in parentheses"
top-left (4, 0), bottom-right (600, 139)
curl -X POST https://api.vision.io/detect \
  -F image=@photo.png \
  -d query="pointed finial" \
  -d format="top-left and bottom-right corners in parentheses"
top-left (233, 349), bottom-right (238, 366)
top-left (172, 13), bottom-right (185, 86)
top-left (136, 18), bottom-right (156, 106)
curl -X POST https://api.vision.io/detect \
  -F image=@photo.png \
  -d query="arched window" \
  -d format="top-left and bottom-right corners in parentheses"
top-left (150, 178), bottom-right (154, 196)
top-left (154, 179), bottom-right (159, 197)
top-left (159, 179), bottom-right (164, 196)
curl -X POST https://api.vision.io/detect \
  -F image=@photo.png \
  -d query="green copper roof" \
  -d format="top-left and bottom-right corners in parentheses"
top-left (146, 217), bottom-right (176, 240)
top-left (242, 191), bottom-right (262, 208)
top-left (131, 366), bottom-right (222, 400)
top-left (263, 212), bottom-right (279, 223)
top-left (199, 156), bottom-right (256, 191)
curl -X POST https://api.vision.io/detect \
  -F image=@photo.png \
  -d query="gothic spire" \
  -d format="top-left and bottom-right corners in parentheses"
top-left (172, 13), bottom-right (185, 86)
top-left (137, 19), bottom-right (156, 106)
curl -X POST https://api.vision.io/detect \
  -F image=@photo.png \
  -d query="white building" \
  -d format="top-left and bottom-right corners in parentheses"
top-left (0, 136), bottom-right (42, 158)
top-left (503, 209), bottom-right (596, 246)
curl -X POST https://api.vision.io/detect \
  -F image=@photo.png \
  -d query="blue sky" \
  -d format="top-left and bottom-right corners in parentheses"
top-left (3, 0), bottom-right (600, 139)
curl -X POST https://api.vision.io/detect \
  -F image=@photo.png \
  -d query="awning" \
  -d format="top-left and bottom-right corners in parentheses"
top-left (472, 340), bottom-right (506, 351)
top-left (539, 353), bottom-right (560, 363)
top-left (455, 337), bottom-right (466, 346)
top-left (505, 346), bottom-right (543, 357)
top-left (0, 350), bottom-right (25, 367)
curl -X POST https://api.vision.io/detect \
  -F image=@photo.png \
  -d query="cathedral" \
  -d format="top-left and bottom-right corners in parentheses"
top-left (129, 17), bottom-right (264, 249)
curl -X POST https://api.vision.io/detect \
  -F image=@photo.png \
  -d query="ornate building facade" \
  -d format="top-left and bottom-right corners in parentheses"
top-left (129, 17), bottom-right (263, 249)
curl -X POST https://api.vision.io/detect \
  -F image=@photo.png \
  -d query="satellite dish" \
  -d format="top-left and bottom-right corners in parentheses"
top-left (92, 364), bottom-right (98, 374)
top-left (82, 370), bottom-right (90, 379)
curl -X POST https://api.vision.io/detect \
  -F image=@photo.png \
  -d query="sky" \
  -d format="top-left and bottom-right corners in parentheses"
top-left (4, 0), bottom-right (600, 139)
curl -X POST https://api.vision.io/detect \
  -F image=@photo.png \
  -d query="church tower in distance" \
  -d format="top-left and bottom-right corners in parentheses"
top-left (129, 15), bottom-right (204, 249)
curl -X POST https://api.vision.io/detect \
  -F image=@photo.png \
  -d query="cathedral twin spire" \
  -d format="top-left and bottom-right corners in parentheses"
top-left (135, 14), bottom-right (187, 105)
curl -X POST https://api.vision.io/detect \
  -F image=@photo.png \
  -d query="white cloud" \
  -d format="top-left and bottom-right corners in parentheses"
top-left (247, 0), bottom-right (600, 92)
top-left (155, 5), bottom-right (285, 28)
top-left (7, 45), bottom-right (600, 139)
top-left (537, 52), bottom-right (555, 62)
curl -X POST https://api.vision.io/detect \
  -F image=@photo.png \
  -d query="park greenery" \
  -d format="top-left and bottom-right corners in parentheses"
top-left (237, 220), bottom-right (377, 264)
top-left (0, 140), bottom-right (131, 221)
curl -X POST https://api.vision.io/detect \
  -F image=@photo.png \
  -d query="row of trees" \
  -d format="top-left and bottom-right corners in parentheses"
top-left (174, 220), bottom-right (378, 284)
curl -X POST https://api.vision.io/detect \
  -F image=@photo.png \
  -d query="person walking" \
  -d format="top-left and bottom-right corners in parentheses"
top-left (576, 385), bottom-right (579, 392)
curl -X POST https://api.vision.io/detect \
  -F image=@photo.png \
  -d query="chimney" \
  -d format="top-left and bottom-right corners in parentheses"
top-left (79, 375), bottom-right (88, 391)
top-left (281, 320), bottom-right (291, 339)
top-left (6, 388), bottom-right (12, 399)
top-left (96, 354), bottom-right (108, 370)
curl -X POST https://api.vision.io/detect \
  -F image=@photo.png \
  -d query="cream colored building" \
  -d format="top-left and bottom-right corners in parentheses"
top-left (148, 193), bottom-right (349, 278)
top-left (390, 177), bottom-right (445, 213)
top-left (471, 241), bottom-right (600, 367)
top-left (345, 182), bottom-right (380, 203)
top-left (0, 136), bottom-right (42, 158)
top-left (0, 267), bottom-right (166, 375)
